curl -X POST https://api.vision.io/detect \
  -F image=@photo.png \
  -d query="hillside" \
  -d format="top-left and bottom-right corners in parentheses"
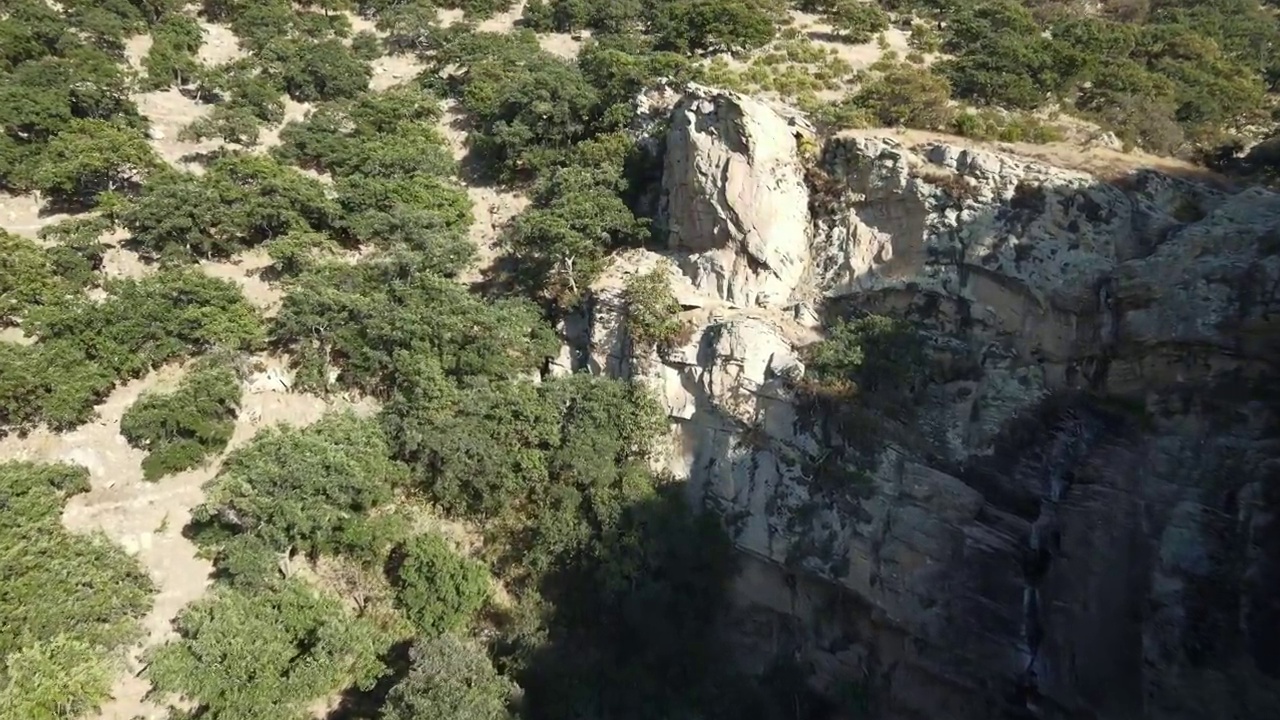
top-left (0, 2), bottom-right (1277, 720)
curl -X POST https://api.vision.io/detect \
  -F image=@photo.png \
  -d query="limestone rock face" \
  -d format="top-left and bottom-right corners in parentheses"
top-left (584, 86), bottom-right (1280, 720)
top-left (661, 84), bottom-right (814, 308)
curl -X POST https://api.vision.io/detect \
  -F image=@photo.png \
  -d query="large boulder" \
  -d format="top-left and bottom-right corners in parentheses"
top-left (661, 84), bottom-right (814, 308)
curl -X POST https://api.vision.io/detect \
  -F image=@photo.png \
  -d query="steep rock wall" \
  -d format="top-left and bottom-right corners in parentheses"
top-left (582, 85), bottom-right (1280, 719)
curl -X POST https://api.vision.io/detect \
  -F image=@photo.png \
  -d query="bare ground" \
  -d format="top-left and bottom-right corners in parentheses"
top-left (0, 360), bottom-right (374, 720)
top-left (435, 100), bottom-right (530, 282)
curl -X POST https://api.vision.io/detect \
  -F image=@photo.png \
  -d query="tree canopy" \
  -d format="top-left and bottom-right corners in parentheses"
top-left (0, 462), bottom-right (152, 720)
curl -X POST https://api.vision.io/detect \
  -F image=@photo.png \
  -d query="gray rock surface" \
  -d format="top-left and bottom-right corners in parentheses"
top-left (581, 85), bottom-right (1280, 719)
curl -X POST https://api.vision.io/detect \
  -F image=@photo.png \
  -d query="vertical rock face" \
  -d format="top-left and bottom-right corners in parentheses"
top-left (586, 86), bottom-right (1280, 719)
top-left (661, 84), bottom-right (814, 308)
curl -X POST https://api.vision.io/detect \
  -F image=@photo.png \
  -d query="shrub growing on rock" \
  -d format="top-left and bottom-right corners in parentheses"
top-left (622, 266), bottom-right (685, 349)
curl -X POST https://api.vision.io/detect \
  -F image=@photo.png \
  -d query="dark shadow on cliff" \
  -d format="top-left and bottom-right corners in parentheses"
top-left (759, 144), bottom-right (1280, 720)
top-left (492, 484), bottom-right (861, 720)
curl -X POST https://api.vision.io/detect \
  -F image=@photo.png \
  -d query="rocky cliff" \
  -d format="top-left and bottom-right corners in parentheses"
top-left (572, 84), bottom-right (1280, 720)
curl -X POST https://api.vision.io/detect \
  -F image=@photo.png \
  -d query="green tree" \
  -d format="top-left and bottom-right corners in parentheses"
top-left (141, 13), bottom-right (203, 90)
top-left (503, 164), bottom-right (649, 303)
top-left (844, 61), bottom-right (956, 130)
top-left (826, 0), bottom-right (890, 44)
top-left (191, 412), bottom-right (409, 568)
top-left (385, 372), bottom-right (560, 518)
top-left (441, 32), bottom-right (601, 177)
top-left (647, 0), bottom-right (789, 54)
top-left (381, 634), bottom-right (514, 720)
top-left (273, 262), bottom-right (556, 394)
top-left (1, 270), bottom-right (263, 429)
top-left (23, 119), bottom-right (161, 205)
top-left (144, 581), bottom-right (389, 720)
top-left (0, 47), bottom-right (145, 189)
top-left (180, 105), bottom-right (267, 148)
top-left (277, 39), bottom-right (372, 103)
top-left (124, 154), bottom-right (336, 260)
top-left (120, 357), bottom-right (242, 481)
top-left (391, 533), bottom-right (490, 636)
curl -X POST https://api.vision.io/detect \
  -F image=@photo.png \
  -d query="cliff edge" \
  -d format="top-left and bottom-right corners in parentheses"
top-left (567, 83), bottom-right (1280, 720)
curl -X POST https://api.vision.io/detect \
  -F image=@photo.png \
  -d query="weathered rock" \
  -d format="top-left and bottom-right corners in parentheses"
top-left (584, 85), bottom-right (1280, 720)
top-left (661, 84), bottom-right (814, 308)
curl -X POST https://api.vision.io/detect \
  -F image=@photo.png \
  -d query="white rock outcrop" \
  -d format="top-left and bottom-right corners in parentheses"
top-left (661, 85), bottom-right (815, 308)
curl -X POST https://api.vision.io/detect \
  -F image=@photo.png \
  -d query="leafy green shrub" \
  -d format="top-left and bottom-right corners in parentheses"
top-left (381, 634), bottom-right (514, 720)
top-left (1, 230), bottom-right (69, 326)
top-left (145, 580), bottom-right (390, 720)
top-left (0, 635), bottom-right (116, 720)
top-left (845, 61), bottom-right (955, 130)
top-left (951, 110), bottom-right (1064, 143)
top-left (0, 462), bottom-right (153, 719)
top-left (391, 533), bottom-right (490, 636)
top-left (350, 29), bottom-right (383, 61)
top-left (192, 412), bottom-right (410, 565)
top-left (121, 358), bottom-right (242, 481)
top-left (622, 266), bottom-right (685, 349)
top-left (801, 315), bottom-right (928, 402)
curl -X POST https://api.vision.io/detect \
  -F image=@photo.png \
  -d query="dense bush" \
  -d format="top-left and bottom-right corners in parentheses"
top-left (622, 266), bottom-right (685, 349)
top-left (192, 412), bottom-right (409, 570)
top-left (381, 634), bottom-right (515, 720)
top-left (0, 462), bottom-right (153, 719)
top-left (391, 533), bottom-right (490, 636)
top-left (121, 357), bottom-right (242, 481)
top-left (0, 270), bottom-right (263, 429)
top-left (145, 580), bottom-right (390, 720)
top-left (0, 230), bottom-right (73, 326)
top-left (801, 314), bottom-right (928, 406)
